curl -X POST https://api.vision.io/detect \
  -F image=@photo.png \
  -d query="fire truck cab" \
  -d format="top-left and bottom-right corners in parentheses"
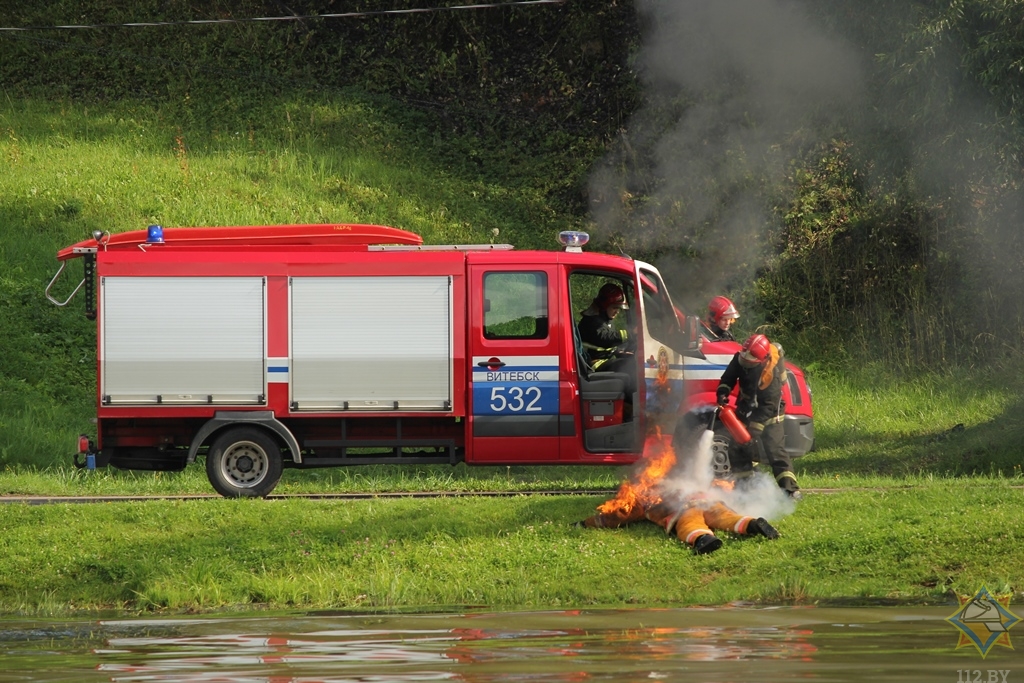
top-left (50, 224), bottom-right (712, 497)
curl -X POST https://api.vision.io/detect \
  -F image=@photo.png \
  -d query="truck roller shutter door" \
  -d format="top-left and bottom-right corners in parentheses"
top-left (102, 277), bottom-right (265, 404)
top-left (290, 276), bottom-right (452, 411)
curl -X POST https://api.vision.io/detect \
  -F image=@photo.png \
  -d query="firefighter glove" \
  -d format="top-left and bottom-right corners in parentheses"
top-left (716, 390), bottom-right (729, 406)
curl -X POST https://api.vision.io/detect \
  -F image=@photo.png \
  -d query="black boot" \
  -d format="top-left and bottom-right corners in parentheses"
top-left (776, 471), bottom-right (801, 499)
top-left (692, 533), bottom-right (723, 555)
top-left (746, 517), bottom-right (779, 540)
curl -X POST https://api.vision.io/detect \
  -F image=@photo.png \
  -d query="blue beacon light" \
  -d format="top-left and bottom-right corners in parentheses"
top-left (558, 231), bottom-right (589, 253)
top-left (146, 224), bottom-right (165, 244)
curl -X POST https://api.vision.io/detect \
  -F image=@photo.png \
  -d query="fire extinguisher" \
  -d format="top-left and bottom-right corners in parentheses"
top-left (716, 405), bottom-right (768, 464)
top-left (716, 404), bottom-right (751, 445)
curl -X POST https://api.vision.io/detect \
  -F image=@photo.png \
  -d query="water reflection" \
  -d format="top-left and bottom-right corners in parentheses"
top-left (0, 605), bottom-right (1008, 682)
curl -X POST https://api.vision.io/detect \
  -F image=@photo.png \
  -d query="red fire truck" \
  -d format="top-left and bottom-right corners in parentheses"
top-left (49, 223), bottom-right (812, 496)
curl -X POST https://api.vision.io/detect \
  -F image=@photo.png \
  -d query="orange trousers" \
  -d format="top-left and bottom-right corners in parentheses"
top-left (583, 496), bottom-right (756, 547)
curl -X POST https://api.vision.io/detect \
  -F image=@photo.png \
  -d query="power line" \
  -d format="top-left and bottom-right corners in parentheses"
top-left (0, 0), bottom-right (565, 32)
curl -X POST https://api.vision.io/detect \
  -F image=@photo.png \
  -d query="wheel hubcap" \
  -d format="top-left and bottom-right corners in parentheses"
top-left (711, 438), bottom-right (732, 476)
top-left (221, 441), bottom-right (267, 488)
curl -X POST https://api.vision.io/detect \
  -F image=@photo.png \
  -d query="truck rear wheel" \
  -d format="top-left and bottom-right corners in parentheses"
top-left (205, 427), bottom-right (283, 498)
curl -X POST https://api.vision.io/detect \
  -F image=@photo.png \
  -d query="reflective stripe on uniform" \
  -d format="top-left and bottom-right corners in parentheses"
top-left (685, 528), bottom-right (713, 545)
top-left (665, 509), bottom-right (684, 535)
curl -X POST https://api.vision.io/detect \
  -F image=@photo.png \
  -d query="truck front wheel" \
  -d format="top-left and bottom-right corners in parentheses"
top-left (205, 427), bottom-right (283, 498)
top-left (709, 428), bottom-right (733, 477)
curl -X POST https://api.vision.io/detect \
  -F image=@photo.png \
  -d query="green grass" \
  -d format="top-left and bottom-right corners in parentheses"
top-left (800, 364), bottom-right (1024, 481)
top-left (1, 482), bottom-right (1020, 615)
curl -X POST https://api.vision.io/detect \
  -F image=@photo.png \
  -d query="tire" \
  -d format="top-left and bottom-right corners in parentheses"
top-left (673, 411), bottom-right (732, 477)
top-left (205, 427), bottom-right (283, 498)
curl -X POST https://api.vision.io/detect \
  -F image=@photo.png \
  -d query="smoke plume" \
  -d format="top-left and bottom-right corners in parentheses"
top-left (588, 0), bottom-right (865, 299)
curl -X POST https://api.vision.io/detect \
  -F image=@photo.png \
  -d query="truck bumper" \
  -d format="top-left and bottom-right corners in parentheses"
top-left (784, 415), bottom-right (815, 458)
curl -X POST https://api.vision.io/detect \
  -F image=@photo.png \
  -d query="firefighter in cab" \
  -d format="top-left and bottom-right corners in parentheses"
top-left (706, 295), bottom-right (740, 342)
top-left (717, 333), bottom-right (802, 499)
top-left (577, 283), bottom-right (636, 379)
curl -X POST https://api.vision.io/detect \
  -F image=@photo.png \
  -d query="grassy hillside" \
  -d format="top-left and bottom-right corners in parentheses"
top-left (0, 91), bottom-right (590, 467)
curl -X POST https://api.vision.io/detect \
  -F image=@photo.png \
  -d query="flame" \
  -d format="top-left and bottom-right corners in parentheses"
top-left (597, 427), bottom-right (676, 515)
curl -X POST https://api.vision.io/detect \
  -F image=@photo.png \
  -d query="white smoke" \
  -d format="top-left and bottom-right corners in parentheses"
top-left (657, 429), bottom-right (796, 523)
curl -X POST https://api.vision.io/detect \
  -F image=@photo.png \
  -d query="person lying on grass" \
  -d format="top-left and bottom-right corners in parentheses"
top-left (573, 430), bottom-right (782, 555)
top-left (574, 479), bottom-right (779, 555)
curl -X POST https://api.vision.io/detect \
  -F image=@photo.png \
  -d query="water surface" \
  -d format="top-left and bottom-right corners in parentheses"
top-left (0, 605), bottom-right (1013, 682)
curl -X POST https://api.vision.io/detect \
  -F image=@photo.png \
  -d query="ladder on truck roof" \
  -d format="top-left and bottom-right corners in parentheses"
top-left (47, 223), bottom-right (515, 313)
top-left (54, 223), bottom-right (425, 262)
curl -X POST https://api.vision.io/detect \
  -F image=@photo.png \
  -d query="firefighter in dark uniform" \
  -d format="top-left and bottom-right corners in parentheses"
top-left (705, 295), bottom-right (740, 342)
top-left (716, 333), bottom-right (801, 498)
top-left (577, 282), bottom-right (636, 382)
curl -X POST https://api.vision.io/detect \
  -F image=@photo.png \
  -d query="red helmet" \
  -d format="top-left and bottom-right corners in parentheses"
top-left (740, 334), bottom-right (771, 365)
top-left (597, 283), bottom-right (627, 309)
top-left (708, 296), bottom-right (739, 327)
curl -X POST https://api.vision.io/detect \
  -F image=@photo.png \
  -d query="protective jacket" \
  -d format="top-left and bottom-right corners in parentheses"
top-left (577, 305), bottom-right (631, 371)
top-left (717, 344), bottom-right (785, 428)
top-left (716, 345), bottom-right (799, 494)
top-left (705, 321), bottom-right (736, 342)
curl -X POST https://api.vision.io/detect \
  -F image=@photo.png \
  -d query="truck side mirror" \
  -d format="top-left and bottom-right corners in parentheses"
top-left (669, 312), bottom-right (705, 359)
top-left (682, 315), bottom-right (704, 357)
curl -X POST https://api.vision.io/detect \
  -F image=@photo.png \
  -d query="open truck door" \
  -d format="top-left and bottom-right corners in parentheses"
top-left (466, 261), bottom-right (565, 463)
top-left (562, 267), bottom-right (644, 460)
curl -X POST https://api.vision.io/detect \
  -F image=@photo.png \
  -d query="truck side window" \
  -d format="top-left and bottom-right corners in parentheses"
top-left (483, 272), bottom-right (549, 340)
top-left (643, 285), bottom-right (669, 342)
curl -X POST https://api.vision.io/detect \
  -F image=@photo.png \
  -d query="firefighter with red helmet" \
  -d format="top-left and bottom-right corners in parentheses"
top-left (577, 282), bottom-right (636, 380)
top-left (716, 333), bottom-right (801, 498)
top-left (706, 296), bottom-right (740, 342)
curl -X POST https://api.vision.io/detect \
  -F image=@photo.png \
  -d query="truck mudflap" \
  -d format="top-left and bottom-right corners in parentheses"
top-left (187, 411), bottom-right (302, 464)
